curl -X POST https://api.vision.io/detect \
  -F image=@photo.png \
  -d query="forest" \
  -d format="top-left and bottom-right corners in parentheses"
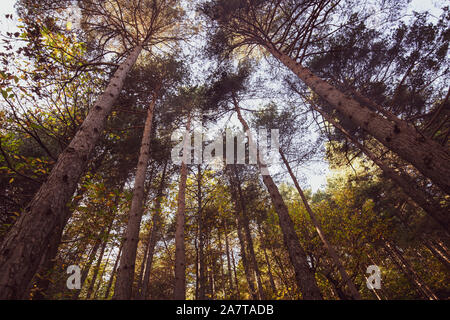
top-left (0, 0), bottom-right (448, 301)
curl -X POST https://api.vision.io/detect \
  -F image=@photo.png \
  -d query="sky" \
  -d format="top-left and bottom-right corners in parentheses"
top-left (0, 0), bottom-right (445, 192)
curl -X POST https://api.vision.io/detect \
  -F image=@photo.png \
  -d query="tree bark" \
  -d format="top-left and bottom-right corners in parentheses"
top-left (173, 113), bottom-right (191, 300)
top-left (0, 45), bottom-right (143, 299)
top-left (232, 96), bottom-right (323, 299)
top-left (113, 89), bottom-right (158, 300)
top-left (266, 45), bottom-right (450, 194)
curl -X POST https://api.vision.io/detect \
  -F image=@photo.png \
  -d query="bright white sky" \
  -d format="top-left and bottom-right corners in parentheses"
top-left (0, 0), bottom-right (444, 192)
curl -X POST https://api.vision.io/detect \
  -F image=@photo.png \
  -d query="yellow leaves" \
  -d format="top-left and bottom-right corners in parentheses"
top-left (66, 21), bottom-right (73, 31)
top-left (9, 177), bottom-right (14, 183)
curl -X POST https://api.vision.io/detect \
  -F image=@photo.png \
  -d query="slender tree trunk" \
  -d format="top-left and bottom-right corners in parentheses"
top-left (197, 165), bottom-right (207, 300)
top-left (136, 235), bottom-right (151, 298)
top-left (0, 45), bottom-right (143, 299)
top-left (230, 242), bottom-right (240, 299)
top-left (140, 162), bottom-right (168, 300)
top-left (74, 236), bottom-right (102, 300)
top-left (324, 271), bottom-right (350, 300)
top-left (272, 250), bottom-right (295, 300)
top-left (86, 199), bottom-right (119, 299)
top-left (233, 169), bottom-right (265, 300)
top-left (383, 240), bottom-right (438, 300)
top-left (422, 238), bottom-right (450, 270)
top-left (93, 247), bottom-right (112, 299)
top-left (223, 220), bottom-right (235, 298)
top-left (232, 96), bottom-right (322, 299)
top-left (226, 169), bottom-right (258, 300)
top-left (195, 232), bottom-right (199, 300)
top-left (266, 45), bottom-right (450, 194)
top-left (86, 238), bottom-right (108, 299)
top-left (312, 104), bottom-right (449, 231)
top-left (257, 223), bottom-right (277, 296)
top-left (263, 246), bottom-right (277, 296)
top-left (174, 113), bottom-right (191, 300)
top-left (114, 90), bottom-right (158, 300)
top-left (86, 218), bottom-right (115, 299)
top-left (217, 229), bottom-right (227, 299)
top-left (105, 242), bottom-right (123, 299)
top-left (279, 149), bottom-right (361, 300)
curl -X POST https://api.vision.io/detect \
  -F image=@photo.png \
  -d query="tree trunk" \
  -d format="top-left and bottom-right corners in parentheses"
top-left (135, 234), bottom-right (151, 298)
top-left (197, 165), bottom-right (207, 300)
top-left (217, 228), bottom-right (227, 299)
top-left (422, 238), bottom-right (450, 270)
top-left (257, 223), bottom-right (277, 296)
top-left (232, 96), bottom-right (323, 300)
top-left (93, 247), bottom-right (112, 299)
top-left (223, 220), bottom-right (236, 299)
top-left (113, 90), bottom-right (158, 300)
top-left (0, 45), bottom-right (143, 299)
top-left (233, 168), bottom-right (265, 300)
top-left (74, 235), bottom-right (102, 300)
top-left (105, 242), bottom-right (123, 299)
top-left (266, 45), bottom-right (450, 194)
top-left (85, 216), bottom-right (115, 299)
top-left (226, 168), bottom-right (258, 300)
top-left (279, 149), bottom-right (361, 300)
top-left (173, 113), bottom-right (191, 300)
top-left (140, 162), bottom-right (168, 300)
top-left (86, 237), bottom-right (108, 299)
top-left (272, 250), bottom-right (295, 300)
